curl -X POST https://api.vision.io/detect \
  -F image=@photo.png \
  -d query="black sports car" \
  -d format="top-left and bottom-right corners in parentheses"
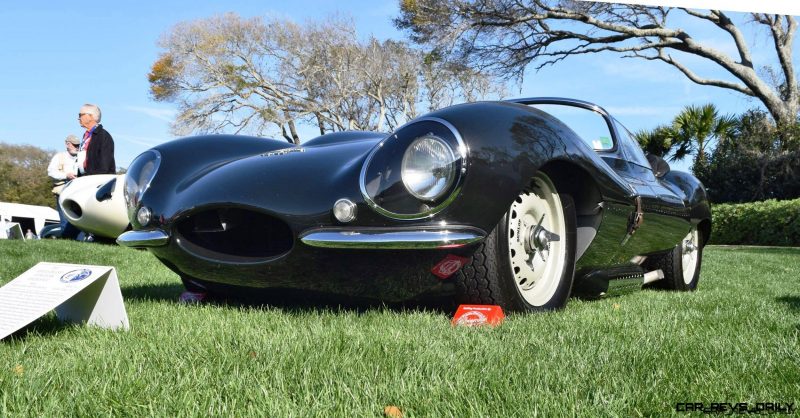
top-left (117, 98), bottom-right (710, 311)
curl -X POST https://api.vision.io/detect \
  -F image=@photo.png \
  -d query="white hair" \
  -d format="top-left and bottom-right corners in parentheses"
top-left (81, 103), bottom-right (102, 123)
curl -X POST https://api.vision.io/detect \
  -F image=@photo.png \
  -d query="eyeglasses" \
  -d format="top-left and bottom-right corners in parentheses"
top-left (78, 113), bottom-right (90, 118)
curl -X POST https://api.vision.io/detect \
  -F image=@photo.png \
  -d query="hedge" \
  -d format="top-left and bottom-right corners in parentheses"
top-left (710, 198), bottom-right (800, 246)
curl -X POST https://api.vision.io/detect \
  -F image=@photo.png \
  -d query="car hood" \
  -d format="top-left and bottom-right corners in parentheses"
top-left (141, 134), bottom-right (384, 229)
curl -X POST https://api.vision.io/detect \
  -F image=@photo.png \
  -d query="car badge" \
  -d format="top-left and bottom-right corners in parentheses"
top-left (262, 148), bottom-right (305, 157)
top-left (431, 254), bottom-right (470, 279)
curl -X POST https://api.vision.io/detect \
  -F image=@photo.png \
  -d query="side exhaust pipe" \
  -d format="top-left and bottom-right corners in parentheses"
top-left (643, 269), bottom-right (664, 285)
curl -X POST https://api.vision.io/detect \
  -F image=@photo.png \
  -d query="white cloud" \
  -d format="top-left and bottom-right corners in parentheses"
top-left (114, 134), bottom-right (161, 147)
top-left (124, 106), bottom-right (176, 123)
top-left (598, 59), bottom-right (685, 84)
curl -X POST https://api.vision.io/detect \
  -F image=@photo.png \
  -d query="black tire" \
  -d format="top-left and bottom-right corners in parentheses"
top-left (455, 173), bottom-right (577, 312)
top-left (646, 229), bottom-right (703, 291)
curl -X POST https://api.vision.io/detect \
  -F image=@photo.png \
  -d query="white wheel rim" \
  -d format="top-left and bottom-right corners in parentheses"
top-left (681, 229), bottom-right (700, 285)
top-left (507, 174), bottom-right (567, 306)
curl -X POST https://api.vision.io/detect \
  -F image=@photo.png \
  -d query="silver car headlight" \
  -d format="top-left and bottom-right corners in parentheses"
top-left (360, 117), bottom-right (467, 219)
top-left (401, 135), bottom-right (457, 201)
top-left (123, 150), bottom-right (161, 213)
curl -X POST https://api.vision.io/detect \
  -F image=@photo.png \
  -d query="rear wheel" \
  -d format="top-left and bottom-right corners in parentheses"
top-left (648, 228), bottom-right (703, 291)
top-left (455, 172), bottom-right (577, 311)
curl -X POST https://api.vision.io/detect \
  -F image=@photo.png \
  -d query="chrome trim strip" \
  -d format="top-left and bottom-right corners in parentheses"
top-left (358, 117), bottom-right (468, 220)
top-left (127, 150), bottom-right (162, 207)
top-left (117, 229), bottom-right (169, 248)
top-left (507, 97), bottom-right (612, 117)
top-left (300, 227), bottom-right (485, 249)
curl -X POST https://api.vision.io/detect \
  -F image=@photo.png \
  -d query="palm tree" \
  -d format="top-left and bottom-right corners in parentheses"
top-left (633, 125), bottom-right (676, 159)
top-left (671, 104), bottom-right (736, 172)
top-left (634, 104), bottom-right (736, 173)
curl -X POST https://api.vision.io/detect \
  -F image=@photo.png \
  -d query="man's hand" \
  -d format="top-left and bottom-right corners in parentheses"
top-left (66, 173), bottom-right (77, 180)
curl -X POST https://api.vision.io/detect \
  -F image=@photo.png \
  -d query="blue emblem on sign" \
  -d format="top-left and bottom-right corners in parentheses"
top-left (60, 269), bottom-right (92, 283)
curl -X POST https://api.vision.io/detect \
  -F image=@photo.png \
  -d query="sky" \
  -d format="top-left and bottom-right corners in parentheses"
top-left (0, 1), bottom-right (796, 173)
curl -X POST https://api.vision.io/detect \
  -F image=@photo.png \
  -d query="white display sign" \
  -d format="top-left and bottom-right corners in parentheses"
top-left (1, 221), bottom-right (24, 240)
top-left (0, 262), bottom-right (129, 340)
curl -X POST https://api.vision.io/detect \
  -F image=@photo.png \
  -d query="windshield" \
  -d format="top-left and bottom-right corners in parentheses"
top-left (613, 119), bottom-right (651, 169)
top-left (529, 103), bottom-right (615, 151)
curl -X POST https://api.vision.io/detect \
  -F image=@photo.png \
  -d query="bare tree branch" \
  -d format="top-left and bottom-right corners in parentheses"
top-left (395, 0), bottom-right (800, 125)
top-left (648, 49), bottom-right (753, 95)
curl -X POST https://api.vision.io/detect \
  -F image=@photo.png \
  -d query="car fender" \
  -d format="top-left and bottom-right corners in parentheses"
top-left (59, 174), bottom-right (128, 238)
top-left (660, 170), bottom-right (712, 241)
top-left (423, 101), bottom-right (635, 233)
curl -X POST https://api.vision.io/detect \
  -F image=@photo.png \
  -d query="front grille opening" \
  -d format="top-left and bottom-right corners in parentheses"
top-left (176, 208), bottom-right (293, 261)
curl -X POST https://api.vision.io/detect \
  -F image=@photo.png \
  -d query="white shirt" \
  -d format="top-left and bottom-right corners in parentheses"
top-left (47, 151), bottom-right (79, 181)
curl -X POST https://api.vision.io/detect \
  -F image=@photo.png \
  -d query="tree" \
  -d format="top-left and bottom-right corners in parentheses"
top-left (696, 110), bottom-right (800, 203)
top-left (0, 143), bottom-right (56, 208)
top-left (149, 14), bottom-right (311, 143)
top-left (633, 103), bottom-right (734, 172)
top-left (633, 125), bottom-right (676, 159)
top-left (396, 1), bottom-right (799, 126)
top-left (149, 13), bottom-right (504, 142)
top-left (670, 104), bottom-right (736, 172)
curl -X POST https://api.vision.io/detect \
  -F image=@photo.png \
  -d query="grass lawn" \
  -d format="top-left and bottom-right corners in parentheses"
top-left (1, 240), bottom-right (798, 416)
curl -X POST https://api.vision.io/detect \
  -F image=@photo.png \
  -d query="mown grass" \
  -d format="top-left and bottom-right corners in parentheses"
top-left (0, 240), bottom-right (798, 417)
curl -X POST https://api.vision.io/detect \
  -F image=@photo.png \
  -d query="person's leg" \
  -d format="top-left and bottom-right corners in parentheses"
top-left (56, 195), bottom-right (67, 229)
top-left (56, 194), bottom-right (81, 240)
top-left (62, 223), bottom-right (81, 240)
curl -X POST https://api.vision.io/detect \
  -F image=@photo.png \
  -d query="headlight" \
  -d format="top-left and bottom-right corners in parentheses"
top-left (401, 135), bottom-right (457, 201)
top-left (360, 117), bottom-right (466, 219)
top-left (123, 150), bottom-right (161, 217)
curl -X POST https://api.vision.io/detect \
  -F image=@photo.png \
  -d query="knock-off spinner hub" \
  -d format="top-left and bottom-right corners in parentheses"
top-left (525, 225), bottom-right (559, 254)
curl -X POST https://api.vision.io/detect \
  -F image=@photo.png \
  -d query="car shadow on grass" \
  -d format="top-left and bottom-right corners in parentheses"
top-left (121, 283), bottom-right (457, 315)
top-left (122, 282), bottom-right (185, 302)
top-left (2, 314), bottom-right (74, 342)
top-left (775, 295), bottom-right (800, 333)
top-left (777, 295), bottom-right (800, 312)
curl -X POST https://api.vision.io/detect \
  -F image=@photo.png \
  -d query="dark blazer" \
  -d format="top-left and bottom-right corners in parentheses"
top-left (82, 124), bottom-right (116, 175)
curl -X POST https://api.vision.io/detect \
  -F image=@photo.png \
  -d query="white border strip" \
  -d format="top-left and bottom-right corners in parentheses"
top-left (586, 0), bottom-right (800, 16)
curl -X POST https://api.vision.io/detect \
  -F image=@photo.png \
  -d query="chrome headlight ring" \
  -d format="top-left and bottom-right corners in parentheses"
top-left (123, 150), bottom-right (161, 222)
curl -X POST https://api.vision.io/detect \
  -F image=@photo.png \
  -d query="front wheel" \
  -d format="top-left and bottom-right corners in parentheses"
top-left (455, 172), bottom-right (577, 312)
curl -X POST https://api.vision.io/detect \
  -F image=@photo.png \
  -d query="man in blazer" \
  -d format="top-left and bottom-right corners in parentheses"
top-left (77, 103), bottom-right (116, 176)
